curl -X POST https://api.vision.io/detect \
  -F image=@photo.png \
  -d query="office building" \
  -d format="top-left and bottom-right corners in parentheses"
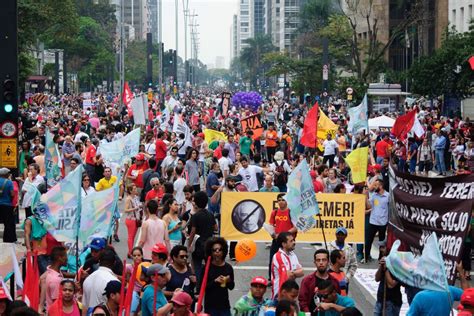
top-left (449, 0), bottom-right (474, 32)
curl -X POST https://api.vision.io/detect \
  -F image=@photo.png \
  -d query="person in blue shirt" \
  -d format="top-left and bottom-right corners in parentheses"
top-left (434, 129), bottom-right (447, 175)
top-left (407, 137), bottom-right (418, 174)
top-left (141, 264), bottom-right (173, 316)
top-left (407, 262), bottom-right (469, 316)
top-left (314, 279), bottom-right (355, 315)
top-left (0, 168), bottom-right (15, 243)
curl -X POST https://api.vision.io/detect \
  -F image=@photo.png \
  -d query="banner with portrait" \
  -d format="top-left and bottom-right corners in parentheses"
top-left (221, 192), bottom-right (365, 243)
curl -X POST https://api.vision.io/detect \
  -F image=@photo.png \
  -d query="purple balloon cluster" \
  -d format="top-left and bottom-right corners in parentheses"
top-left (231, 91), bottom-right (263, 112)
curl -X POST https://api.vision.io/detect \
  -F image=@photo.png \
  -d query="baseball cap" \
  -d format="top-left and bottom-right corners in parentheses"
top-left (171, 291), bottom-right (193, 306)
top-left (103, 280), bottom-right (122, 297)
top-left (152, 243), bottom-right (168, 255)
top-left (250, 276), bottom-right (268, 287)
top-left (89, 237), bottom-right (106, 251)
top-left (336, 227), bottom-right (348, 235)
top-left (0, 168), bottom-right (10, 176)
top-left (135, 153), bottom-right (145, 161)
top-left (460, 288), bottom-right (474, 309)
top-left (373, 164), bottom-right (382, 171)
top-left (143, 264), bottom-right (170, 276)
top-left (0, 287), bottom-right (10, 300)
top-left (197, 132), bottom-right (204, 138)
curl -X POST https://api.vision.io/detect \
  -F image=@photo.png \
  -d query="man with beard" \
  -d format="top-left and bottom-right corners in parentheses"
top-left (298, 249), bottom-right (341, 314)
top-left (271, 232), bottom-right (304, 300)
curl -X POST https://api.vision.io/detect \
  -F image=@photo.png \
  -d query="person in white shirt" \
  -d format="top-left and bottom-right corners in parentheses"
top-left (238, 156), bottom-right (270, 192)
top-left (173, 165), bottom-right (187, 207)
top-left (82, 249), bottom-right (119, 316)
top-left (161, 147), bottom-right (179, 179)
top-left (218, 148), bottom-right (232, 178)
top-left (322, 134), bottom-right (338, 167)
top-left (271, 232), bottom-right (304, 299)
top-left (22, 163), bottom-right (45, 218)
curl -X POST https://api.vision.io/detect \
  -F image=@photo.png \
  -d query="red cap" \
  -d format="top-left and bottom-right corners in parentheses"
top-left (197, 133), bottom-right (204, 138)
top-left (460, 288), bottom-right (474, 308)
top-left (310, 170), bottom-right (317, 178)
top-left (152, 243), bottom-right (168, 254)
top-left (373, 164), bottom-right (382, 171)
top-left (171, 291), bottom-right (193, 306)
top-left (0, 287), bottom-right (10, 300)
top-left (250, 276), bottom-right (268, 286)
top-left (135, 153), bottom-right (145, 161)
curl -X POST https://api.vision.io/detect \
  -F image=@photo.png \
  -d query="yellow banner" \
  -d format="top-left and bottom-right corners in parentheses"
top-left (204, 129), bottom-right (227, 144)
top-left (221, 192), bottom-right (365, 243)
top-left (317, 110), bottom-right (338, 150)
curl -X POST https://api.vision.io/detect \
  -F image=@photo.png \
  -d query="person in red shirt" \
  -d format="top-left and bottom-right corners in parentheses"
top-left (127, 153), bottom-right (149, 193)
top-left (155, 131), bottom-right (168, 174)
top-left (145, 177), bottom-right (164, 202)
top-left (268, 193), bottom-right (297, 280)
top-left (375, 133), bottom-right (393, 164)
top-left (84, 139), bottom-right (98, 180)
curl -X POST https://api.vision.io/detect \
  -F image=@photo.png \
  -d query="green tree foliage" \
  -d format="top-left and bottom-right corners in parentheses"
top-left (409, 26), bottom-right (474, 98)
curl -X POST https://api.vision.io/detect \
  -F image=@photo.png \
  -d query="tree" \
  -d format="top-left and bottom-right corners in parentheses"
top-left (409, 26), bottom-right (474, 98)
top-left (239, 35), bottom-right (277, 90)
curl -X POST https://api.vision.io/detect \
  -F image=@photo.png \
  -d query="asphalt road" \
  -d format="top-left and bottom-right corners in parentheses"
top-left (112, 215), bottom-right (379, 315)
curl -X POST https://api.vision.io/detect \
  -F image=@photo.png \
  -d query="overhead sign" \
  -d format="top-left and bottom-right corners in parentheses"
top-left (0, 139), bottom-right (17, 168)
top-left (221, 192), bottom-right (366, 243)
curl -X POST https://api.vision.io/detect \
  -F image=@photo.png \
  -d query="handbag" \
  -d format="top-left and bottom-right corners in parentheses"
top-left (132, 199), bottom-right (143, 227)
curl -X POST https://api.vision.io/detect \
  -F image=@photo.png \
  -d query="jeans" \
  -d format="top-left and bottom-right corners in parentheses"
top-left (409, 159), bottom-right (417, 173)
top-left (365, 223), bottom-right (387, 261)
top-left (266, 146), bottom-right (276, 163)
top-left (374, 301), bottom-right (401, 316)
top-left (125, 219), bottom-right (138, 256)
top-left (376, 156), bottom-right (384, 165)
top-left (397, 159), bottom-right (406, 173)
top-left (435, 149), bottom-right (446, 173)
top-left (323, 154), bottom-right (335, 167)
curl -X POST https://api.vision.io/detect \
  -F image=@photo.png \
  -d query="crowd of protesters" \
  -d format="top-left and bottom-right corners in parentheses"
top-left (0, 90), bottom-right (473, 316)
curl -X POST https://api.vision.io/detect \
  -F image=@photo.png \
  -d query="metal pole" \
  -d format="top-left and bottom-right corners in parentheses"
top-left (158, 0), bottom-right (163, 97)
top-left (175, 0), bottom-right (178, 63)
top-left (120, 0), bottom-right (125, 108)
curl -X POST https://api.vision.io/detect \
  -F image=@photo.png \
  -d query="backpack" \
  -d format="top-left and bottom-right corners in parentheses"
top-left (274, 161), bottom-right (288, 186)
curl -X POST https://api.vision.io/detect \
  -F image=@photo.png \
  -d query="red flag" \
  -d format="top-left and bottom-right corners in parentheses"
top-left (118, 260), bottom-right (127, 316)
top-left (122, 82), bottom-right (134, 116)
top-left (469, 56), bottom-right (474, 70)
top-left (300, 102), bottom-right (319, 148)
top-left (23, 252), bottom-right (40, 311)
top-left (391, 110), bottom-right (416, 140)
top-left (196, 256), bottom-right (212, 313)
top-left (124, 263), bottom-right (138, 316)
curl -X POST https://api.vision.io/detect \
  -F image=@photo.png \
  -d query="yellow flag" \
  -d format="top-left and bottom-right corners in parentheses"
top-left (317, 110), bottom-right (338, 150)
top-left (204, 129), bottom-right (227, 144)
top-left (344, 147), bottom-right (369, 184)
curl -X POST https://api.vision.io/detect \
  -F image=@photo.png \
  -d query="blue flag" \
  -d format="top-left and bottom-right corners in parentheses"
top-left (348, 94), bottom-right (369, 135)
top-left (386, 232), bottom-right (449, 292)
top-left (100, 128), bottom-right (141, 167)
top-left (45, 127), bottom-right (62, 187)
top-left (285, 159), bottom-right (319, 232)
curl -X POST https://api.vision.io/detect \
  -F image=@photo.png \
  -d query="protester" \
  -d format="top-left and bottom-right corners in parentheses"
top-left (141, 264), bottom-right (173, 316)
top-left (170, 292), bottom-right (194, 316)
top-left (0, 168), bottom-right (16, 242)
top-left (374, 244), bottom-right (402, 316)
top-left (40, 246), bottom-right (68, 310)
top-left (234, 276), bottom-right (270, 315)
top-left (327, 227), bottom-right (357, 287)
top-left (271, 232), bottom-right (304, 300)
top-left (162, 198), bottom-right (184, 249)
top-left (365, 179), bottom-right (389, 262)
top-left (139, 200), bottom-right (171, 261)
top-left (165, 245), bottom-right (196, 299)
top-left (91, 280), bottom-right (121, 316)
top-left (124, 184), bottom-right (143, 258)
top-left (329, 250), bottom-right (348, 296)
top-left (312, 279), bottom-right (355, 315)
top-left (47, 279), bottom-right (81, 316)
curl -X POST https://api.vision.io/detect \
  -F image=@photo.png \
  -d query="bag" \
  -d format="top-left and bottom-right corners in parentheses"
top-left (274, 161), bottom-right (288, 186)
top-left (0, 179), bottom-right (8, 195)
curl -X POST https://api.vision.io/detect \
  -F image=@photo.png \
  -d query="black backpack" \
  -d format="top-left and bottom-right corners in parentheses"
top-left (274, 161), bottom-right (288, 186)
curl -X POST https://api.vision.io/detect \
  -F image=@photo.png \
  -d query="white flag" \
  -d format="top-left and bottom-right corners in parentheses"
top-left (411, 115), bottom-right (425, 137)
top-left (131, 96), bottom-right (146, 125)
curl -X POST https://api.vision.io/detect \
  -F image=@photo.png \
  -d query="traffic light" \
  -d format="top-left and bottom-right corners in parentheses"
top-left (2, 78), bottom-right (16, 115)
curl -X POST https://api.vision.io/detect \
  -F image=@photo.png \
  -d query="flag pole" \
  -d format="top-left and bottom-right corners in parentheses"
top-left (196, 256), bottom-right (211, 313)
top-left (317, 214), bottom-right (328, 250)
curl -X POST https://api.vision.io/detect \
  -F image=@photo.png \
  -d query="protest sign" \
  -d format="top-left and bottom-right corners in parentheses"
top-left (285, 159), bottom-right (319, 231)
top-left (45, 127), bottom-right (62, 187)
top-left (348, 94), bottom-right (368, 135)
top-left (389, 164), bottom-right (474, 284)
top-left (241, 114), bottom-right (264, 140)
top-left (221, 192), bottom-right (365, 243)
top-left (100, 128), bottom-right (141, 167)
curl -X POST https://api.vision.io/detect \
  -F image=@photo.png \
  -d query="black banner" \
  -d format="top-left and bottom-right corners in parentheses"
top-left (389, 165), bottom-right (474, 284)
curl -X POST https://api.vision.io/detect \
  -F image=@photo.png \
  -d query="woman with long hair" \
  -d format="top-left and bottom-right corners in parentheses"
top-left (126, 247), bottom-right (144, 316)
top-left (81, 174), bottom-right (96, 197)
top-left (203, 237), bottom-right (234, 316)
top-left (124, 185), bottom-right (143, 258)
top-left (185, 149), bottom-right (200, 192)
top-left (162, 198), bottom-right (184, 248)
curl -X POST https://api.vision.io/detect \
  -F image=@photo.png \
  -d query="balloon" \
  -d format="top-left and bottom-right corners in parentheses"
top-left (235, 239), bottom-right (257, 262)
top-left (136, 262), bottom-right (152, 285)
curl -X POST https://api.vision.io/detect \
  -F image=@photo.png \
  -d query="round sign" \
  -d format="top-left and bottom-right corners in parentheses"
top-left (231, 199), bottom-right (266, 234)
top-left (0, 121), bottom-right (17, 137)
top-left (322, 91), bottom-right (328, 97)
top-left (346, 87), bottom-right (353, 95)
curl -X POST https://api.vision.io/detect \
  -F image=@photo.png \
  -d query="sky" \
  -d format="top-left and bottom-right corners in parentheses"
top-left (161, 0), bottom-right (238, 69)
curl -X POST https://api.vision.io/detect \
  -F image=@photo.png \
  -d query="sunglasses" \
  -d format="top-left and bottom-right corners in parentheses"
top-left (152, 183), bottom-right (160, 187)
top-left (179, 255), bottom-right (188, 259)
top-left (212, 248), bottom-right (222, 252)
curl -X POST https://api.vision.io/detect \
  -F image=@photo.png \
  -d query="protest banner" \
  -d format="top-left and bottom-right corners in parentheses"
top-left (348, 94), bottom-right (368, 135)
top-left (221, 192), bottom-right (365, 243)
top-left (389, 164), bottom-right (474, 284)
top-left (241, 114), bottom-right (264, 140)
top-left (45, 127), bottom-right (62, 187)
top-left (100, 128), bottom-right (141, 167)
top-left (344, 147), bottom-right (369, 184)
top-left (286, 159), bottom-right (319, 231)
top-left (317, 110), bottom-right (338, 150)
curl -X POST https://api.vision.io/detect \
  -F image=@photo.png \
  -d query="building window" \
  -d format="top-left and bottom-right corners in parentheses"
top-left (469, 5), bottom-right (473, 22)
top-left (452, 9), bottom-right (456, 28)
top-left (460, 7), bottom-right (465, 32)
